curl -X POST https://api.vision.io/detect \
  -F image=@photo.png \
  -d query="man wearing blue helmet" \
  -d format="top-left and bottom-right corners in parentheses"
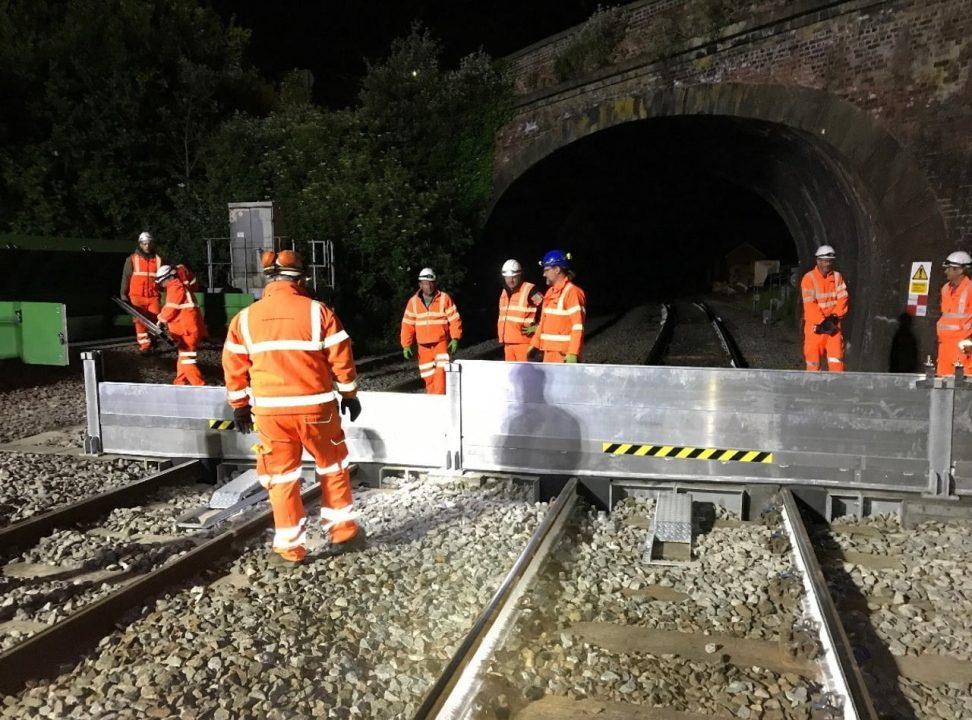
top-left (529, 250), bottom-right (586, 363)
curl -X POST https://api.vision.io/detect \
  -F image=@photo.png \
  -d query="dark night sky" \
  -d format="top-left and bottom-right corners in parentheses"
top-left (211, 0), bottom-right (625, 108)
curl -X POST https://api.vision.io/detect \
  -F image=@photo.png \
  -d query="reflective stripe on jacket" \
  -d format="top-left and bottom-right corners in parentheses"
top-left (801, 267), bottom-right (848, 326)
top-left (158, 279), bottom-right (206, 339)
top-left (498, 282), bottom-right (540, 345)
top-left (127, 253), bottom-right (162, 298)
top-left (401, 290), bottom-right (462, 346)
top-left (222, 282), bottom-right (358, 415)
top-left (937, 276), bottom-right (972, 339)
top-left (530, 278), bottom-right (586, 356)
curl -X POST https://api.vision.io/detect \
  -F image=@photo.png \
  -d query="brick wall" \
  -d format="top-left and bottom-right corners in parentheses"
top-left (504, 0), bottom-right (972, 249)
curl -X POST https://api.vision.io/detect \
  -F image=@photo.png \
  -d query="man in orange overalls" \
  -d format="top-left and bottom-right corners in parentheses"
top-left (156, 264), bottom-right (207, 385)
top-left (530, 250), bottom-right (586, 363)
top-left (222, 250), bottom-right (363, 566)
top-left (498, 259), bottom-right (544, 362)
top-left (401, 268), bottom-right (462, 394)
top-left (801, 245), bottom-right (849, 372)
top-left (936, 250), bottom-right (972, 377)
top-left (120, 231), bottom-right (164, 353)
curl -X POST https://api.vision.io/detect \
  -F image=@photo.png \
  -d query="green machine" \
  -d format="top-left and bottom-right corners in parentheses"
top-left (0, 301), bottom-right (68, 365)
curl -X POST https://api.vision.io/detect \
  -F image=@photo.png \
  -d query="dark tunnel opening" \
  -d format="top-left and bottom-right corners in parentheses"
top-left (479, 116), bottom-right (800, 310)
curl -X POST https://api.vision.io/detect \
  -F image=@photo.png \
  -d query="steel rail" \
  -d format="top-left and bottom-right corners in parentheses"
top-left (413, 478), bottom-right (579, 719)
top-left (697, 301), bottom-right (748, 368)
top-left (0, 481), bottom-right (322, 695)
top-left (645, 303), bottom-right (673, 364)
top-left (0, 461), bottom-right (200, 556)
top-left (779, 489), bottom-right (879, 720)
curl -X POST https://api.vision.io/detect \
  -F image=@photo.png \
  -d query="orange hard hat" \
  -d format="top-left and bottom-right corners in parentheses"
top-left (262, 250), bottom-right (304, 277)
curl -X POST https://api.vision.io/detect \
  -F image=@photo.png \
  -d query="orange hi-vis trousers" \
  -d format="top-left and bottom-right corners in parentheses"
top-left (803, 324), bottom-right (844, 372)
top-left (543, 350), bottom-right (572, 363)
top-left (130, 296), bottom-right (161, 351)
top-left (937, 337), bottom-right (972, 376)
top-left (416, 340), bottom-right (450, 394)
top-left (173, 333), bottom-right (204, 386)
top-left (254, 409), bottom-right (358, 562)
top-left (503, 343), bottom-right (532, 362)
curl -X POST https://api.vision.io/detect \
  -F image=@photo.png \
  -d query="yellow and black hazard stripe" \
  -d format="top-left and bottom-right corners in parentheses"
top-left (208, 419), bottom-right (235, 431)
top-left (601, 442), bottom-right (773, 464)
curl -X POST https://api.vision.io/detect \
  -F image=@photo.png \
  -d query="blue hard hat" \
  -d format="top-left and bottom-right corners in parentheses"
top-left (540, 249), bottom-right (571, 269)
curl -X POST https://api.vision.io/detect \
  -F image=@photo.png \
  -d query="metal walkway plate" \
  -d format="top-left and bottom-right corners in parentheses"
top-left (653, 491), bottom-right (693, 544)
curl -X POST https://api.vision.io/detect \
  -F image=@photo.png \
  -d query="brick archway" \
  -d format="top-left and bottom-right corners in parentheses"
top-left (492, 83), bottom-right (948, 370)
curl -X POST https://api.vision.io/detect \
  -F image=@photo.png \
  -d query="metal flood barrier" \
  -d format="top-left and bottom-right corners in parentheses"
top-left (81, 355), bottom-right (972, 498)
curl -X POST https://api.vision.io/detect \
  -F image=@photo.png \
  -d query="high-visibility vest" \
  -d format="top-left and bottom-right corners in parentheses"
top-left (498, 282), bottom-right (539, 345)
top-left (401, 291), bottom-right (462, 346)
top-left (801, 267), bottom-right (848, 326)
top-left (128, 253), bottom-right (162, 298)
top-left (223, 282), bottom-right (357, 415)
top-left (937, 276), bottom-right (972, 340)
top-left (531, 278), bottom-right (586, 356)
top-left (158, 279), bottom-right (205, 338)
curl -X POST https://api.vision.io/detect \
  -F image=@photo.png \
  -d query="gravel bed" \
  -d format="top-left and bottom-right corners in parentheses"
top-left (477, 496), bottom-right (824, 719)
top-left (1, 475), bottom-right (542, 719)
top-left (0, 483), bottom-right (215, 651)
top-left (813, 514), bottom-right (972, 719)
top-left (0, 454), bottom-right (149, 525)
top-left (582, 305), bottom-right (660, 365)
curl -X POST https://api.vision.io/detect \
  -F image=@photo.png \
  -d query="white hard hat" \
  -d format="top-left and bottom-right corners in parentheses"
top-left (418, 268), bottom-right (436, 281)
top-left (138, 231), bottom-right (153, 244)
top-left (156, 264), bottom-right (176, 282)
top-left (501, 259), bottom-right (522, 277)
top-left (815, 245), bottom-right (836, 259)
top-left (943, 250), bottom-right (972, 268)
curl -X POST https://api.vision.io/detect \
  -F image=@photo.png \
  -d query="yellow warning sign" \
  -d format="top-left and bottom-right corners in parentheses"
top-left (912, 265), bottom-right (928, 281)
top-left (910, 281), bottom-right (929, 294)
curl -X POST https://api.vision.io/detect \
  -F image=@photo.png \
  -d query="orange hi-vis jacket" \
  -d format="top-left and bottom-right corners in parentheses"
top-left (498, 282), bottom-right (541, 345)
top-left (531, 277), bottom-right (586, 356)
top-left (801, 267), bottom-right (849, 326)
top-left (938, 276), bottom-right (972, 342)
top-left (223, 282), bottom-right (358, 416)
top-left (158, 279), bottom-right (206, 338)
top-left (401, 290), bottom-right (462, 346)
top-left (128, 253), bottom-right (163, 298)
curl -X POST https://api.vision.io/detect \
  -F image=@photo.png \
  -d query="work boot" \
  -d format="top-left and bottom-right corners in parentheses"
top-left (325, 527), bottom-right (367, 556)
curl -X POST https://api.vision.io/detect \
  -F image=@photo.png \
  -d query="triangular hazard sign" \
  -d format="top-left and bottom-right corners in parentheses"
top-left (912, 265), bottom-right (928, 280)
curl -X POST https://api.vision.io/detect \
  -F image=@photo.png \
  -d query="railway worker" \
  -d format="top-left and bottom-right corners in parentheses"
top-left (497, 259), bottom-right (544, 362)
top-left (156, 264), bottom-right (207, 386)
top-left (401, 268), bottom-right (462, 394)
top-left (800, 245), bottom-right (849, 372)
top-left (120, 231), bottom-right (164, 353)
top-left (936, 250), bottom-right (972, 377)
top-left (222, 250), bottom-right (363, 566)
top-left (529, 249), bottom-right (586, 363)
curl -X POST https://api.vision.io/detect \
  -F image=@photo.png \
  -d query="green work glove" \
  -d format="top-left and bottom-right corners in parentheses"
top-left (522, 324), bottom-right (537, 336)
top-left (564, 354), bottom-right (578, 364)
top-left (403, 346), bottom-right (414, 360)
top-left (448, 339), bottom-right (459, 354)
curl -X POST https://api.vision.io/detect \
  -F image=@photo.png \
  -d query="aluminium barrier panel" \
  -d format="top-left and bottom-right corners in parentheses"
top-left (94, 382), bottom-right (446, 468)
top-left (455, 360), bottom-right (934, 493)
top-left (951, 388), bottom-right (972, 493)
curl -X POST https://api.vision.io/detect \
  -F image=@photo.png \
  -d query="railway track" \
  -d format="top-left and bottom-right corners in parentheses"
top-left (0, 461), bottom-right (313, 693)
top-left (647, 301), bottom-right (747, 368)
top-left (420, 483), bottom-right (876, 719)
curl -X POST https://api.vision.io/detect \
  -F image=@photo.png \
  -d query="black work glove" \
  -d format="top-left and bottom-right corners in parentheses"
top-left (233, 405), bottom-right (254, 434)
top-left (527, 347), bottom-right (543, 363)
top-left (815, 316), bottom-right (837, 336)
top-left (340, 396), bottom-right (362, 422)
